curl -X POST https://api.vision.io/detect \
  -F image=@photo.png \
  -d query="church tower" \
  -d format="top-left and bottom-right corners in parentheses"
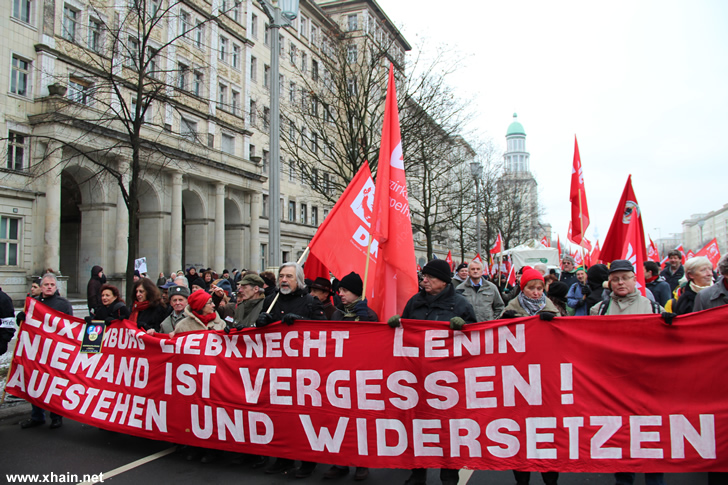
top-left (504, 113), bottom-right (530, 173)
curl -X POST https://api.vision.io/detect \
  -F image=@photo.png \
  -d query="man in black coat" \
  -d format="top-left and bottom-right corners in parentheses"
top-left (255, 262), bottom-right (325, 477)
top-left (389, 259), bottom-right (475, 485)
top-left (660, 249), bottom-right (685, 293)
top-left (20, 273), bottom-right (73, 430)
top-left (0, 287), bottom-right (15, 356)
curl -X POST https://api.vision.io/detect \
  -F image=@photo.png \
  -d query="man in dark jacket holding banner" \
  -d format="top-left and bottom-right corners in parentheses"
top-left (389, 259), bottom-right (476, 485)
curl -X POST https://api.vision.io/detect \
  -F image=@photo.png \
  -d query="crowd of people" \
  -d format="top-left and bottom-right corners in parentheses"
top-left (2, 251), bottom-right (727, 485)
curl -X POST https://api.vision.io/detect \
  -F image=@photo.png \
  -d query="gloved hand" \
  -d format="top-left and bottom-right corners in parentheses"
top-left (501, 310), bottom-right (518, 319)
top-left (581, 285), bottom-right (592, 296)
top-left (256, 313), bottom-right (274, 327)
top-left (661, 312), bottom-right (677, 325)
top-left (282, 313), bottom-right (303, 326)
top-left (539, 312), bottom-right (556, 321)
top-left (84, 315), bottom-right (95, 325)
top-left (353, 300), bottom-right (369, 318)
top-left (449, 317), bottom-right (465, 330)
top-left (387, 314), bottom-right (401, 328)
top-left (15, 311), bottom-right (25, 325)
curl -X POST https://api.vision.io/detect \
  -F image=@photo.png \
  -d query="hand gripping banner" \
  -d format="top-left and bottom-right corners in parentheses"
top-left (6, 298), bottom-right (728, 472)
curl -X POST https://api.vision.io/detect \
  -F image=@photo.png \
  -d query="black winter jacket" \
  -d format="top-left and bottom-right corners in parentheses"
top-left (93, 300), bottom-right (131, 325)
top-left (258, 288), bottom-right (326, 325)
top-left (401, 284), bottom-right (476, 323)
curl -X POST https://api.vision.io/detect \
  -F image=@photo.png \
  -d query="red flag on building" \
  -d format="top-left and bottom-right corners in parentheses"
top-left (591, 240), bottom-right (601, 264)
top-left (620, 214), bottom-right (647, 296)
top-left (695, 238), bottom-right (721, 268)
top-left (647, 237), bottom-right (660, 263)
top-left (490, 232), bottom-right (503, 254)
top-left (369, 64), bottom-right (419, 318)
top-left (600, 175), bottom-right (647, 264)
top-left (569, 136), bottom-right (590, 244)
top-left (445, 250), bottom-right (454, 271)
top-left (309, 163), bottom-right (377, 288)
top-left (303, 250), bottom-right (330, 282)
top-left (540, 236), bottom-right (550, 248)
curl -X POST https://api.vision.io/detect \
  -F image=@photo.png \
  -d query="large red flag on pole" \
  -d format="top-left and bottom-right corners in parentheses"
top-left (309, 162), bottom-right (377, 294)
top-left (600, 175), bottom-right (647, 264)
top-left (540, 236), bottom-right (550, 248)
top-left (647, 237), bottom-right (660, 263)
top-left (369, 64), bottom-right (418, 318)
top-left (445, 250), bottom-right (454, 271)
top-left (490, 232), bottom-right (503, 254)
top-left (695, 238), bottom-right (721, 268)
top-left (591, 240), bottom-right (601, 264)
top-left (557, 235), bottom-right (562, 263)
top-left (569, 136), bottom-right (590, 244)
top-left (621, 214), bottom-right (647, 297)
top-left (303, 251), bottom-right (330, 282)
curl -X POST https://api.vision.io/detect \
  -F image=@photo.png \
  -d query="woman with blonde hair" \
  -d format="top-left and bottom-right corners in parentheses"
top-left (675, 256), bottom-right (713, 315)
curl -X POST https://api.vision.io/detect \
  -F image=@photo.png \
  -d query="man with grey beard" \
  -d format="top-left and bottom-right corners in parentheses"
top-left (255, 261), bottom-right (325, 477)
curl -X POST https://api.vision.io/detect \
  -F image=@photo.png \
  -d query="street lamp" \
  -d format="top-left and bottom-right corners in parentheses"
top-left (470, 161), bottom-right (482, 256)
top-left (258, 0), bottom-right (299, 268)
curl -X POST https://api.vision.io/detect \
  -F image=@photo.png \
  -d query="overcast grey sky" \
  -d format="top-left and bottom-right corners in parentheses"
top-left (377, 0), bottom-right (728, 250)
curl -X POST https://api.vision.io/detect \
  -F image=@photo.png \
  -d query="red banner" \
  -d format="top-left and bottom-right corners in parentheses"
top-left (7, 299), bottom-right (728, 472)
top-left (569, 136), bottom-right (590, 244)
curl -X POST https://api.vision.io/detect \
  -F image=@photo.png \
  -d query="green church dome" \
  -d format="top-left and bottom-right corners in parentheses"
top-left (506, 113), bottom-right (525, 136)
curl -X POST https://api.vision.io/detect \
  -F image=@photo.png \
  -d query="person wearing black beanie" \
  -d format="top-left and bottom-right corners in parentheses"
top-left (422, 259), bottom-right (453, 284)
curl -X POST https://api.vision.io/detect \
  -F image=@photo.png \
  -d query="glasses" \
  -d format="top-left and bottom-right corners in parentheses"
top-left (609, 275), bottom-right (635, 284)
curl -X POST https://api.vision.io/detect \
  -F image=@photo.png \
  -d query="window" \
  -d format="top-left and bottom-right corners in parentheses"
top-left (347, 14), bottom-right (357, 31)
top-left (249, 144), bottom-right (256, 159)
top-left (301, 53), bottom-right (307, 74)
top-left (323, 208), bottom-right (329, 219)
top-left (7, 132), bottom-right (27, 171)
top-left (231, 89), bottom-right (240, 116)
top-left (13, 0), bottom-right (32, 23)
top-left (249, 100), bottom-right (257, 126)
top-left (218, 83), bottom-right (227, 110)
top-left (264, 23), bottom-right (270, 45)
top-left (288, 120), bottom-right (295, 141)
top-left (324, 173), bottom-right (332, 194)
top-left (10, 56), bottom-right (31, 97)
top-left (251, 14), bottom-right (258, 38)
top-left (289, 82), bottom-right (296, 103)
top-left (300, 204), bottom-right (307, 224)
top-left (312, 168), bottom-right (318, 186)
top-left (250, 56), bottom-right (257, 83)
top-left (0, 217), bottom-right (20, 266)
top-left (68, 78), bottom-right (93, 105)
top-left (288, 160), bottom-right (295, 182)
top-left (219, 36), bottom-right (228, 62)
top-left (149, 0), bottom-right (160, 18)
top-left (347, 77), bottom-right (357, 96)
top-left (260, 243), bottom-right (267, 269)
top-left (131, 99), bottom-right (153, 122)
top-left (263, 65), bottom-right (270, 88)
top-left (263, 106), bottom-right (270, 130)
top-left (177, 62), bottom-right (188, 89)
top-left (181, 117), bottom-right (197, 142)
top-left (147, 47), bottom-right (159, 78)
top-left (262, 150), bottom-right (269, 174)
top-left (312, 60), bottom-right (319, 82)
top-left (232, 44), bottom-right (240, 69)
top-left (126, 36), bottom-right (139, 68)
top-left (180, 10), bottom-right (190, 38)
top-left (221, 133), bottom-right (235, 155)
top-left (230, 1), bottom-right (240, 22)
top-left (193, 70), bottom-right (203, 96)
top-left (288, 201), bottom-right (295, 222)
top-left (289, 43), bottom-right (297, 64)
top-left (300, 16), bottom-right (308, 38)
top-left (63, 5), bottom-right (79, 42)
top-left (311, 132), bottom-right (318, 154)
top-left (195, 21), bottom-right (204, 49)
top-left (89, 19), bottom-right (103, 52)
top-left (347, 44), bottom-right (357, 64)
top-left (279, 74), bottom-right (284, 94)
top-left (300, 127), bottom-right (307, 148)
top-left (311, 25), bottom-right (318, 46)
top-left (311, 97), bottom-right (319, 117)
top-left (311, 207), bottom-right (318, 226)
top-left (279, 35), bottom-right (284, 56)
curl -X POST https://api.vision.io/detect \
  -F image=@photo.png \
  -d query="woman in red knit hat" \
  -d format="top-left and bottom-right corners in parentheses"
top-left (170, 289), bottom-right (226, 337)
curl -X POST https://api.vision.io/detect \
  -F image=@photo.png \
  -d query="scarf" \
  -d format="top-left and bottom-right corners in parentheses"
top-left (645, 275), bottom-right (658, 284)
top-left (342, 297), bottom-right (362, 320)
top-left (518, 292), bottom-right (547, 316)
top-left (690, 281), bottom-right (712, 294)
top-left (130, 300), bottom-right (150, 323)
top-left (193, 310), bottom-right (218, 325)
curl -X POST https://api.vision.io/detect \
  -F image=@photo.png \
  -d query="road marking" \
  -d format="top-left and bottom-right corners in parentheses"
top-left (459, 468), bottom-right (474, 484)
top-left (76, 445), bottom-right (177, 485)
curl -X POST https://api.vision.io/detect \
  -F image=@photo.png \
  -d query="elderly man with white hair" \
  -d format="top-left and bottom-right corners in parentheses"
top-left (694, 254), bottom-right (728, 312)
top-left (674, 256), bottom-right (715, 315)
top-left (255, 261), bottom-right (326, 478)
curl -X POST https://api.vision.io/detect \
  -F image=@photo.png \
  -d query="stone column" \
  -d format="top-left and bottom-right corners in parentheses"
top-left (43, 143), bottom-right (62, 272)
top-left (114, 163), bottom-right (129, 276)
top-left (169, 172), bottom-right (183, 272)
top-left (250, 192), bottom-right (261, 271)
top-left (214, 183), bottom-right (225, 271)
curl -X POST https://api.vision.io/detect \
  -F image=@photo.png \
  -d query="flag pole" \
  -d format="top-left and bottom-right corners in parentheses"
top-left (578, 189), bottom-right (586, 266)
top-left (265, 246), bottom-right (311, 314)
top-left (363, 234), bottom-right (373, 300)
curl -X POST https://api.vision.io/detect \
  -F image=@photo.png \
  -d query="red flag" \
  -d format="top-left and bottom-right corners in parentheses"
top-left (309, 162), bottom-right (377, 287)
top-left (490, 232), bottom-right (503, 254)
top-left (445, 250), bottom-right (454, 271)
top-left (686, 249), bottom-right (695, 260)
top-left (695, 238), bottom-right (721, 268)
top-left (507, 263), bottom-right (516, 287)
top-left (540, 236), bottom-right (550, 248)
top-left (620, 213), bottom-right (647, 296)
top-left (557, 235), bottom-right (562, 263)
top-left (569, 136), bottom-right (590, 244)
top-left (568, 222), bottom-right (592, 251)
top-left (675, 244), bottom-right (687, 264)
top-left (647, 237), bottom-right (660, 263)
top-left (472, 253), bottom-right (483, 265)
top-left (369, 64), bottom-right (418, 318)
top-left (591, 240), bottom-right (601, 264)
top-left (600, 175), bottom-right (647, 264)
top-left (303, 251), bottom-right (330, 282)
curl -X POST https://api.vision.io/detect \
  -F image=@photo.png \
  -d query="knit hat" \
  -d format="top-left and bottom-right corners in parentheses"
top-left (609, 259), bottom-right (634, 274)
top-left (547, 281), bottom-right (568, 300)
top-left (168, 285), bottom-right (190, 299)
top-left (310, 277), bottom-right (333, 294)
top-left (455, 262), bottom-right (468, 272)
top-left (422, 259), bottom-right (452, 284)
top-left (187, 289), bottom-right (211, 313)
top-left (520, 266), bottom-right (545, 290)
top-left (260, 273), bottom-right (276, 288)
top-left (212, 278), bottom-right (232, 295)
top-left (191, 277), bottom-right (205, 289)
top-left (239, 274), bottom-right (265, 288)
top-left (338, 272), bottom-right (363, 296)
